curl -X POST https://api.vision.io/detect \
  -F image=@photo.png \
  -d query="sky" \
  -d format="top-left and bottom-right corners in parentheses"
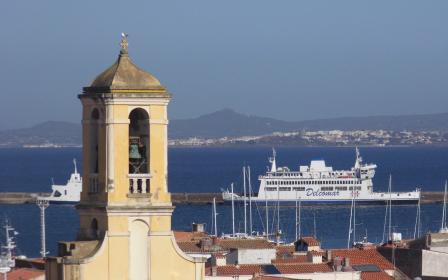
top-left (0, 0), bottom-right (447, 129)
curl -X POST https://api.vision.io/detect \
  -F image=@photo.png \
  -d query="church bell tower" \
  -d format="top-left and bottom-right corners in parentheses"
top-left (46, 35), bottom-right (205, 280)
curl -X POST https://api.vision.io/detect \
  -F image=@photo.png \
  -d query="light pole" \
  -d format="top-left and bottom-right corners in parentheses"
top-left (36, 199), bottom-right (50, 258)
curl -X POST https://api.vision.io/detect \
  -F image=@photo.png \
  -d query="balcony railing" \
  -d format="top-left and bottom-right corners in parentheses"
top-left (89, 173), bottom-right (99, 193)
top-left (128, 173), bottom-right (151, 194)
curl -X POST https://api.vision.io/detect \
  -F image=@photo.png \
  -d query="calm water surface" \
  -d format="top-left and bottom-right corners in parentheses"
top-left (0, 146), bottom-right (447, 257)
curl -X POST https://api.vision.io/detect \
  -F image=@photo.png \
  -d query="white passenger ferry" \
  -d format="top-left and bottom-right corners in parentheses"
top-left (38, 159), bottom-right (82, 204)
top-left (222, 148), bottom-right (420, 204)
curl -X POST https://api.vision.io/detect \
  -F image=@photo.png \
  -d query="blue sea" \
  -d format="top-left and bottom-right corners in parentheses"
top-left (0, 146), bottom-right (447, 257)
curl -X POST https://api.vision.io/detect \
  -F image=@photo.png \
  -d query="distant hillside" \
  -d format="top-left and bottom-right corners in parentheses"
top-left (169, 109), bottom-right (448, 138)
top-left (1, 110), bottom-right (448, 147)
top-left (0, 121), bottom-right (81, 147)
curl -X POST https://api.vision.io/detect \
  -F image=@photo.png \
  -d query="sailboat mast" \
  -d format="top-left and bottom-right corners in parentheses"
top-left (265, 191), bottom-right (269, 240)
top-left (213, 197), bottom-right (218, 236)
top-left (388, 175), bottom-right (392, 242)
top-left (231, 183), bottom-right (235, 237)
top-left (298, 196), bottom-right (302, 240)
top-left (248, 166), bottom-right (253, 236)
top-left (414, 190), bottom-right (421, 239)
top-left (276, 180), bottom-right (280, 245)
top-left (442, 180), bottom-right (447, 231)
top-left (353, 190), bottom-right (357, 244)
top-left (348, 193), bottom-right (354, 248)
top-left (243, 166), bottom-right (247, 236)
top-left (295, 191), bottom-right (298, 241)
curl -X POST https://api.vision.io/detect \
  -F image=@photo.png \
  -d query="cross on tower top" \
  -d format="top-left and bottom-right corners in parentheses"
top-left (120, 33), bottom-right (129, 55)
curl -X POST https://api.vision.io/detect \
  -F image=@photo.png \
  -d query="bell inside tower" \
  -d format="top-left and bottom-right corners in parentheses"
top-left (128, 108), bottom-right (150, 175)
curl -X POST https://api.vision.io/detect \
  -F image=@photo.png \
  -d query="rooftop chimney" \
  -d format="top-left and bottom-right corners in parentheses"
top-left (326, 250), bottom-right (332, 261)
top-left (192, 223), bottom-right (205, 233)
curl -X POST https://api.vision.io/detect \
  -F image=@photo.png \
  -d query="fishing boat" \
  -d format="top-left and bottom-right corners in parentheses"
top-left (222, 148), bottom-right (420, 205)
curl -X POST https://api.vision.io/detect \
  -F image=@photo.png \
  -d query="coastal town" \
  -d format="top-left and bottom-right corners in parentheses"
top-left (169, 129), bottom-right (447, 147)
top-left (1, 128), bottom-right (446, 148)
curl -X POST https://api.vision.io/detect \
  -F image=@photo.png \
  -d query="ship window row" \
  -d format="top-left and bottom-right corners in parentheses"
top-left (266, 180), bottom-right (358, 185)
top-left (272, 172), bottom-right (356, 177)
top-left (264, 187), bottom-right (306, 192)
top-left (264, 186), bottom-right (360, 192)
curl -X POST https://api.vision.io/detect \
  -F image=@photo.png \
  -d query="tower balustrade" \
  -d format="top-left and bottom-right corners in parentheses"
top-left (128, 173), bottom-right (151, 194)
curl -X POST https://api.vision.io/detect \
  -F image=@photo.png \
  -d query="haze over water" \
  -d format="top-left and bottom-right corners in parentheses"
top-left (0, 146), bottom-right (447, 257)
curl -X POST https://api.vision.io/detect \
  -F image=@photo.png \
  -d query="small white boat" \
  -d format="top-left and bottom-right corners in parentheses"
top-left (39, 159), bottom-right (82, 204)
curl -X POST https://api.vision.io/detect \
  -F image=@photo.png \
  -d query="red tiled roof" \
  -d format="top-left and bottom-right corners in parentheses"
top-left (252, 276), bottom-right (296, 280)
top-left (332, 248), bottom-right (394, 270)
top-left (220, 239), bottom-right (275, 250)
top-left (176, 241), bottom-right (225, 254)
top-left (177, 241), bottom-right (203, 253)
top-left (7, 268), bottom-right (45, 280)
top-left (173, 231), bottom-right (208, 242)
top-left (272, 255), bottom-right (309, 264)
top-left (275, 245), bottom-right (295, 255)
top-left (274, 263), bottom-right (333, 274)
top-left (177, 238), bottom-right (274, 253)
top-left (301, 236), bottom-right (320, 246)
top-left (216, 264), bottom-right (263, 276)
top-left (361, 271), bottom-right (393, 280)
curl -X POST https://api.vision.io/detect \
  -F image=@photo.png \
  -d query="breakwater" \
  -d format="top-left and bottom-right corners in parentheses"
top-left (0, 191), bottom-right (444, 205)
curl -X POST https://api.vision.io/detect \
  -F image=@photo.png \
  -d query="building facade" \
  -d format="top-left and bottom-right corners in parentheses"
top-left (46, 35), bottom-right (205, 280)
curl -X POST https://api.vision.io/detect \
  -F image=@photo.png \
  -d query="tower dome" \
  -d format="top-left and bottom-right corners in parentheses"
top-left (84, 34), bottom-right (166, 93)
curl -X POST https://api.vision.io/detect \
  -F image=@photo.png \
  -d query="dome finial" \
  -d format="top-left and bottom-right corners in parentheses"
top-left (120, 33), bottom-right (129, 55)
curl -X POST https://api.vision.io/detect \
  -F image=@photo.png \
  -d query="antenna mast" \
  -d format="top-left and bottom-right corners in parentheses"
top-left (36, 199), bottom-right (50, 257)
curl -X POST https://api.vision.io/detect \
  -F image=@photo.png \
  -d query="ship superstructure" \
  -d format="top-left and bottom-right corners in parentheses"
top-left (223, 148), bottom-right (420, 204)
top-left (39, 159), bottom-right (82, 204)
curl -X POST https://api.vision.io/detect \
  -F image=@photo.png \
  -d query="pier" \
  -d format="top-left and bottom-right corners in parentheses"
top-left (0, 191), bottom-right (445, 205)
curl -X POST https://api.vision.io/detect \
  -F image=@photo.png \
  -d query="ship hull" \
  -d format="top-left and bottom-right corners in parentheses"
top-left (47, 200), bottom-right (79, 205)
top-left (222, 198), bottom-right (419, 205)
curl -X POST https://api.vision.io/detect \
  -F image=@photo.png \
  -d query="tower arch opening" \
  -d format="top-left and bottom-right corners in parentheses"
top-left (89, 108), bottom-right (100, 193)
top-left (128, 108), bottom-right (150, 194)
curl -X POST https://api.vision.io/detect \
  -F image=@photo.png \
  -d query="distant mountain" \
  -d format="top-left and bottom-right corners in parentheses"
top-left (169, 109), bottom-right (448, 138)
top-left (169, 109), bottom-right (295, 138)
top-left (1, 110), bottom-right (448, 147)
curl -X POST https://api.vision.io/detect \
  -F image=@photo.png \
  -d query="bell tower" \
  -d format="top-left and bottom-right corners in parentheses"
top-left (46, 35), bottom-right (205, 280)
